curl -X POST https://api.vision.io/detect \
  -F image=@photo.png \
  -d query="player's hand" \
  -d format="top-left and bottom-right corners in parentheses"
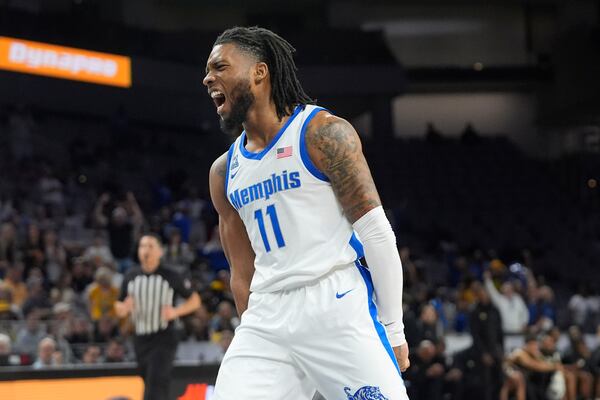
top-left (393, 342), bottom-right (410, 372)
top-left (162, 305), bottom-right (179, 321)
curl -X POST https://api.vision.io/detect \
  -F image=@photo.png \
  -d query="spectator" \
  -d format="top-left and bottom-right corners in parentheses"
top-left (184, 304), bottom-right (211, 341)
top-left (209, 301), bottom-right (239, 337)
top-left (568, 285), bottom-right (599, 331)
top-left (64, 316), bottom-right (92, 359)
top-left (453, 298), bottom-right (470, 333)
top-left (539, 333), bottom-right (577, 400)
top-left (217, 329), bottom-right (234, 356)
top-left (70, 258), bottom-right (93, 293)
top-left (184, 188), bottom-right (208, 245)
top-left (82, 344), bottom-right (101, 364)
top-left (93, 192), bottom-right (144, 273)
top-left (500, 364), bottom-right (526, 400)
top-left (87, 266), bottom-right (119, 321)
top-left (0, 333), bottom-right (16, 366)
top-left (399, 246), bottom-right (419, 289)
top-left (0, 286), bottom-right (19, 321)
top-left (103, 338), bottom-right (126, 363)
top-left (33, 337), bottom-right (62, 369)
top-left (51, 271), bottom-right (76, 305)
top-left (163, 228), bottom-right (194, 273)
top-left (21, 223), bottom-right (44, 274)
top-left (409, 304), bottom-right (441, 346)
top-left (21, 278), bottom-right (52, 317)
top-left (38, 168), bottom-right (65, 218)
top-left (469, 282), bottom-right (504, 400)
top-left (457, 277), bottom-right (478, 307)
top-left (561, 326), bottom-right (594, 400)
top-left (1, 262), bottom-right (28, 309)
top-left (14, 311), bottom-right (46, 356)
top-left (93, 315), bottom-right (119, 343)
top-left (0, 222), bottom-right (18, 267)
top-left (0, 333), bottom-right (10, 356)
top-left (446, 346), bottom-right (483, 400)
top-left (404, 340), bottom-right (446, 400)
top-left (589, 326), bottom-right (600, 399)
top-left (528, 285), bottom-right (557, 330)
top-left (82, 233), bottom-right (115, 268)
top-left (484, 271), bottom-right (529, 335)
top-left (171, 208), bottom-right (192, 244)
top-left (508, 333), bottom-right (565, 400)
top-left (200, 226), bottom-right (228, 273)
top-left (42, 229), bottom-right (66, 285)
top-left (468, 248), bottom-right (486, 281)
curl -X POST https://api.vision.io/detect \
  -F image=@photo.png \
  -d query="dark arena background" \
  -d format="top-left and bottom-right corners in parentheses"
top-left (1, 1), bottom-right (600, 399)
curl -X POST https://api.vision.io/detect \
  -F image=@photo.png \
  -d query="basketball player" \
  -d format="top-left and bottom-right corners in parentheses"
top-left (204, 27), bottom-right (409, 400)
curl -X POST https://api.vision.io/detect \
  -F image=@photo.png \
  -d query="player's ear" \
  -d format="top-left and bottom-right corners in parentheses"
top-left (254, 62), bottom-right (268, 84)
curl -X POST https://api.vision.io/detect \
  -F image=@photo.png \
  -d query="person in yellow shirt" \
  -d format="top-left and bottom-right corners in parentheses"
top-left (1, 263), bottom-right (27, 309)
top-left (87, 266), bottom-right (118, 321)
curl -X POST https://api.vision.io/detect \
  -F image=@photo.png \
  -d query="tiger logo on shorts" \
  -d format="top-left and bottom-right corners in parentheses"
top-left (344, 386), bottom-right (389, 400)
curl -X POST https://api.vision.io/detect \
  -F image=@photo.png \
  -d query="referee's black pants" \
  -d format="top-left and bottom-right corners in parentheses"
top-left (134, 330), bottom-right (178, 400)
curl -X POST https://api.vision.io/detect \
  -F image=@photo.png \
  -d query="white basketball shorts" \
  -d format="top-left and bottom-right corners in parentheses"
top-left (212, 262), bottom-right (409, 400)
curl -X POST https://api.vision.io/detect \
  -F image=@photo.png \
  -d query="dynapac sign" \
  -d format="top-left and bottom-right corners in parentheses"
top-left (0, 36), bottom-right (131, 87)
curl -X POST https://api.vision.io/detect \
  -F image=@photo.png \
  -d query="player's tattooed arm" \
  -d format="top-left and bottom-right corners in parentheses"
top-left (213, 153), bottom-right (228, 179)
top-left (209, 152), bottom-right (256, 315)
top-left (305, 113), bottom-right (381, 223)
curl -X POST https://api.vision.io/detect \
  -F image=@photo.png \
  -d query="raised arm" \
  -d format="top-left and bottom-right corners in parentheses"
top-left (126, 191), bottom-right (144, 229)
top-left (483, 272), bottom-right (504, 308)
top-left (305, 112), bottom-right (409, 372)
top-left (209, 152), bottom-right (256, 316)
top-left (93, 193), bottom-right (110, 227)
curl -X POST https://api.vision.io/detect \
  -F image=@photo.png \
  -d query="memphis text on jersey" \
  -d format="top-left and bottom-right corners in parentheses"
top-left (229, 170), bottom-right (301, 210)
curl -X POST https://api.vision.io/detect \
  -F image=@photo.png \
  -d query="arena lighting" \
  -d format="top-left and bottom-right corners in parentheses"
top-left (0, 36), bottom-right (131, 87)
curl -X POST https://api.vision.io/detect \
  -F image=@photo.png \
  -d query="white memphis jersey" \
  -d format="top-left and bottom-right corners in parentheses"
top-left (225, 104), bottom-right (363, 293)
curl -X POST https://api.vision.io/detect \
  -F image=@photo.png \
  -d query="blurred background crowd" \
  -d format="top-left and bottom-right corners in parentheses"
top-left (0, 104), bottom-right (599, 400)
top-left (1, 1), bottom-right (600, 399)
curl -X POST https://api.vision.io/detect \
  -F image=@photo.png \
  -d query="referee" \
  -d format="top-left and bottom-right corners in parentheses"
top-left (115, 233), bottom-right (201, 400)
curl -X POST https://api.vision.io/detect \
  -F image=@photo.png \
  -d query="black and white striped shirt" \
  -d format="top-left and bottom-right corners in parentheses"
top-left (120, 265), bottom-right (193, 336)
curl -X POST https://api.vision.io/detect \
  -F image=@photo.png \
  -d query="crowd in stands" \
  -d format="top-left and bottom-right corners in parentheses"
top-left (0, 106), bottom-right (599, 400)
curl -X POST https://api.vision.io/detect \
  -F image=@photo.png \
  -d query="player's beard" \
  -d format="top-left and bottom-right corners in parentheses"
top-left (220, 79), bottom-right (254, 136)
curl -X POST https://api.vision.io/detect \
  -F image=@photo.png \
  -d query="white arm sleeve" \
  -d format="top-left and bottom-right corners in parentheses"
top-left (352, 206), bottom-right (406, 346)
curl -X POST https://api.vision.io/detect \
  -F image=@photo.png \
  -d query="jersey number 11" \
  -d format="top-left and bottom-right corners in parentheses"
top-left (254, 204), bottom-right (285, 252)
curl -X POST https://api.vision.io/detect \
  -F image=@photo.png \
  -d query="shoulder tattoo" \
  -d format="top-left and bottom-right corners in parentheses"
top-left (213, 153), bottom-right (228, 179)
top-left (306, 117), bottom-right (380, 222)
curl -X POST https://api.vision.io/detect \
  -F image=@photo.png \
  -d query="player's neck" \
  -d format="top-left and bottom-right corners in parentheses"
top-left (243, 101), bottom-right (286, 150)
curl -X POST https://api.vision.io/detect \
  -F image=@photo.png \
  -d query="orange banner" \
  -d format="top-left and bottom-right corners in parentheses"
top-left (0, 36), bottom-right (131, 87)
top-left (0, 376), bottom-right (143, 400)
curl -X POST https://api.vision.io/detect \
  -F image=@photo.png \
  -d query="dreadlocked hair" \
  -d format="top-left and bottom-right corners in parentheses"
top-left (214, 26), bottom-right (315, 120)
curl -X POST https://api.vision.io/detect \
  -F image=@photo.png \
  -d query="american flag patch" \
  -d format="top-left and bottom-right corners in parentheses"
top-left (276, 146), bottom-right (292, 159)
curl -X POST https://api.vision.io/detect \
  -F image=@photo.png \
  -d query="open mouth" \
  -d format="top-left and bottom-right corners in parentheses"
top-left (211, 91), bottom-right (226, 114)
